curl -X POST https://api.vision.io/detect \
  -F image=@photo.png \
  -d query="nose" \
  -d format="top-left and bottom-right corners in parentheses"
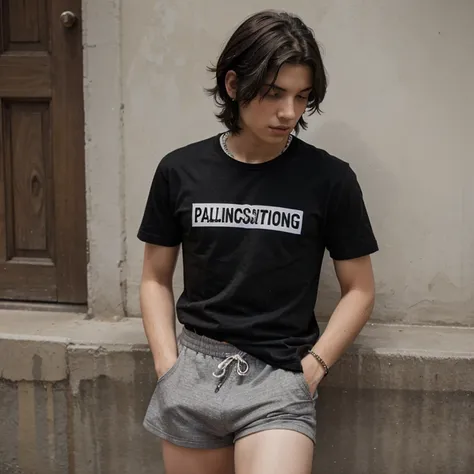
top-left (277, 98), bottom-right (296, 121)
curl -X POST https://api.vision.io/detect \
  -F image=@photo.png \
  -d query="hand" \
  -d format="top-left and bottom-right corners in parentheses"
top-left (155, 356), bottom-right (178, 379)
top-left (301, 353), bottom-right (325, 396)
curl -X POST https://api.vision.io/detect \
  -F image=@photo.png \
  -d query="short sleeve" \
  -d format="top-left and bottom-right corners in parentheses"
top-left (324, 165), bottom-right (378, 260)
top-left (137, 161), bottom-right (181, 247)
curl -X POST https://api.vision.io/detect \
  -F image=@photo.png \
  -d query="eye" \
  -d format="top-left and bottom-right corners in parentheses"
top-left (297, 95), bottom-right (309, 101)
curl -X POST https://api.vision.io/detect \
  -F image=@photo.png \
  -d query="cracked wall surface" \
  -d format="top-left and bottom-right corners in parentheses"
top-left (1, 317), bottom-right (473, 473)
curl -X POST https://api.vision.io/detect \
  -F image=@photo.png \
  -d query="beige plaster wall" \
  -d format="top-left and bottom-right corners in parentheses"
top-left (86, 0), bottom-right (474, 324)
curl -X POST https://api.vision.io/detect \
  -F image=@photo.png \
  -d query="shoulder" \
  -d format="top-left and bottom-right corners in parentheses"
top-left (291, 136), bottom-right (352, 182)
top-left (158, 135), bottom-right (217, 172)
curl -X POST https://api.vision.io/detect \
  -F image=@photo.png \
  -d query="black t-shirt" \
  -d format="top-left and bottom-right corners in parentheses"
top-left (138, 134), bottom-right (378, 371)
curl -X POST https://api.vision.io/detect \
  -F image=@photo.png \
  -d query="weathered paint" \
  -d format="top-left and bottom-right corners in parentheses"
top-left (82, 0), bottom-right (474, 325)
top-left (1, 319), bottom-right (473, 473)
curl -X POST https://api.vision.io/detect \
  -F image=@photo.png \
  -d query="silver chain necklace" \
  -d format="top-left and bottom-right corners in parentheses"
top-left (220, 131), bottom-right (293, 160)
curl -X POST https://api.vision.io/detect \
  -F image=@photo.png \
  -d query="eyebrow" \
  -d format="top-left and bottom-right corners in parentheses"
top-left (264, 84), bottom-right (312, 93)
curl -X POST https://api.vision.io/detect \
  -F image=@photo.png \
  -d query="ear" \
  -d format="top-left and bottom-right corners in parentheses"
top-left (224, 70), bottom-right (238, 100)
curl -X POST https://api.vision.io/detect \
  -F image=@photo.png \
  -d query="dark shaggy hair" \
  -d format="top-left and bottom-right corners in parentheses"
top-left (206, 10), bottom-right (328, 134)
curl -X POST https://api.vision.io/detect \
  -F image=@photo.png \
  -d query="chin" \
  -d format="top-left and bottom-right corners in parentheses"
top-left (260, 130), bottom-right (290, 142)
top-left (267, 133), bottom-right (290, 144)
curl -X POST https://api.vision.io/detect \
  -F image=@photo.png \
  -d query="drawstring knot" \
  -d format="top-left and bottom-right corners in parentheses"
top-left (213, 354), bottom-right (249, 378)
top-left (213, 354), bottom-right (249, 392)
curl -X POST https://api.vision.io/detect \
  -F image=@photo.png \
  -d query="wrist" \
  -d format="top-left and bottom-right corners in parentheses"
top-left (307, 349), bottom-right (329, 377)
top-left (310, 360), bottom-right (326, 384)
top-left (301, 354), bottom-right (326, 385)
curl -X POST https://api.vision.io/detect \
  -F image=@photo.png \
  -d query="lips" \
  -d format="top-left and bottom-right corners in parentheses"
top-left (270, 126), bottom-right (290, 131)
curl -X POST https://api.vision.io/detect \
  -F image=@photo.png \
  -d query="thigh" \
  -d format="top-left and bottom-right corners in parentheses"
top-left (234, 429), bottom-right (314, 474)
top-left (162, 440), bottom-right (235, 474)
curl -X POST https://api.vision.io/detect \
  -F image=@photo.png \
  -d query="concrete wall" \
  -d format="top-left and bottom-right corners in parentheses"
top-left (83, 0), bottom-right (126, 320)
top-left (83, 0), bottom-right (474, 325)
top-left (1, 313), bottom-right (473, 474)
top-left (4, 365), bottom-right (474, 474)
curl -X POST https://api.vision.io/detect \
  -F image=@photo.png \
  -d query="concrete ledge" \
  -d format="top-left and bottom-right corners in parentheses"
top-left (328, 324), bottom-right (474, 392)
top-left (0, 310), bottom-right (472, 390)
top-left (0, 336), bottom-right (68, 382)
top-left (67, 344), bottom-right (150, 396)
top-left (1, 311), bottom-right (473, 474)
top-left (0, 310), bottom-right (148, 384)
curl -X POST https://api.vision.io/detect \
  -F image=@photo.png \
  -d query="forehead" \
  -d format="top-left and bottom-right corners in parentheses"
top-left (267, 63), bottom-right (313, 91)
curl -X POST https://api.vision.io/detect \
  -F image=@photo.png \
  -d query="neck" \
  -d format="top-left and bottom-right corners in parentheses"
top-left (226, 129), bottom-right (289, 164)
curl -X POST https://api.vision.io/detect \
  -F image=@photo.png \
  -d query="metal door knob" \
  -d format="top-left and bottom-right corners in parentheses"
top-left (60, 11), bottom-right (77, 28)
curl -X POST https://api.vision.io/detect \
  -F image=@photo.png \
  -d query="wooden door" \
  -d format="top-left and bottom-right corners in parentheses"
top-left (0, 1), bottom-right (87, 303)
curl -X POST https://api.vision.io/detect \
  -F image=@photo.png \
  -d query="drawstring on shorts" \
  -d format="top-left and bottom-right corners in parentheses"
top-left (212, 354), bottom-right (249, 393)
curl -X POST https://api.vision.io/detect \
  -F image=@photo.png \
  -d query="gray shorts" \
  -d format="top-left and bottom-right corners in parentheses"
top-left (143, 328), bottom-right (318, 449)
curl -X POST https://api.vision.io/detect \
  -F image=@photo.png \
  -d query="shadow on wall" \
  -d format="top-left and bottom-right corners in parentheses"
top-left (310, 120), bottom-right (474, 327)
top-left (308, 120), bottom-right (398, 323)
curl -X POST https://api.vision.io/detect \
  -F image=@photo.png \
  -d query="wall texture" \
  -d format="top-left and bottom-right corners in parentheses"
top-left (84, 0), bottom-right (474, 325)
top-left (83, 0), bottom-right (125, 320)
top-left (1, 313), bottom-right (473, 474)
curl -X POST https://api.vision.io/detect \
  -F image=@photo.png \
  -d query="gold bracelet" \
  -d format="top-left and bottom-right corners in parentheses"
top-left (308, 350), bottom-right (329, 377)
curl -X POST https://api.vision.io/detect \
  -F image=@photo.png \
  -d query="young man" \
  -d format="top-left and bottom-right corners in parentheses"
top-left (138, 10), bottom-right (378, 474)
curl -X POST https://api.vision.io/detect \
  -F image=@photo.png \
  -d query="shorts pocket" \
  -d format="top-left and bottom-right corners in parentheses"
top-left (295, 372), bottom-right (318, 402)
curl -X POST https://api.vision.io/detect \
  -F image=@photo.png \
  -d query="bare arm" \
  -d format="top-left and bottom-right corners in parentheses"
top-left (302, 255), bottom-right (376, 390)
top-left (140, 242), bottom-right (180, 377)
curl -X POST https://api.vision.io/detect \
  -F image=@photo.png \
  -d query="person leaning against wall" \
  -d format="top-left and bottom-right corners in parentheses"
top-left (137, 9), bottom-right (378, 474)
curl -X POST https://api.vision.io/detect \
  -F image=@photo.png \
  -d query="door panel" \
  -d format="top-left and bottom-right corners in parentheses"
top-left (2, 0), bottom-right (49, 52)
top-left (5, 101), bottom-right (54, 260)
top-left (0, 0), bottom-right (86, 303)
